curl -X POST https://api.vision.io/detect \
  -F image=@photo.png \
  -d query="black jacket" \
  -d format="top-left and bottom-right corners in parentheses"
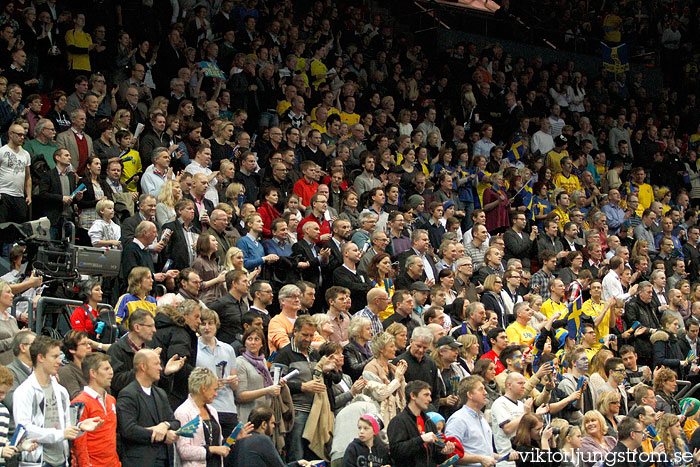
top-left (342, 340), bottom-right (372, 381)
top-left (332, 266), bottom-right (372, 313)
top-left (623, 297), bottom-right (661, 367)
top-left (342, 438), bottom-right (391, 467)
top-left (107, 335), bottom-right (139, 398)
top-left (387, 406), bottom-right (448, 467)
top-left (291, 239), bottom-right (324, 286)
top-left (161, 219), bottom-right (202, 272)
top-left (503, 228), bottom-right (533, 269)
top-left (138, 129), bottom-right (169, 167)
top-left (120, 240), bottom-right (155, 281)
top-left (151, 312), bottom-right (198, 408)
top-left (397, 248), bottom-right (438, 281)
top-left (651, 330), bottom-right (684, 371)
top-left (185, 193), bottom-right (214, 231)
top-left (208, 292), bottom-right (248, 346)
top-left (76, 176), bottom-right (114, 213)
top-left (116, 380), bottom-right (181, 467)
top-left (38, 168), bottom-right (78, 227)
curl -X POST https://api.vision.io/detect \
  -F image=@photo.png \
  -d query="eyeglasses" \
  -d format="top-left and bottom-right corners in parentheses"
top-left (11, 131), bottom-right (26, 137)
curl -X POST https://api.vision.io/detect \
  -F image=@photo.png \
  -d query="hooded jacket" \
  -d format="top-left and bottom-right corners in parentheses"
top-left (342, 438), bottom-right (391, 467)
top-left (651, 330), bottom-right (684, 371)
top-left (151, 312), bottom-right (198, 408)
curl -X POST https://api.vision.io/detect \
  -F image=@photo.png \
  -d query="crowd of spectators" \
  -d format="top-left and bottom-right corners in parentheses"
top-left (1, 0), bottom-right (700, 466)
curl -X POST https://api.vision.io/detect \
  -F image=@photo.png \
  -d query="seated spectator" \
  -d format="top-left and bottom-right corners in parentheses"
top-left (230, 406), bottom-right (295, 466)
top-left (580, 409), bottom-right (617, 467)
top-left (318, 342), bottom-right (365, 413)
top-left (151, 300), bottom-right (201, 409)
top-left (654, 367), bottom-right (681, 415)
top-left (5, 331), bottom-right (36, 412)
top-left (77, 156), bottom-right (113, 234)
top-left (14, 336), bottom-right (102, 466)
top-left (116, 348), bottom-right (181, 466)
top-left (70, 353), bottom-right (120, 467)
top-left (87, 199), bottom-right (122, 248)
top-left (192, 233), bottom-right (227, 303)
top-left (115, 266), bottom-right (158, 326)
top-left (0, 281), bottom-right (19, 365)
top-left (69, 279), bottom-right (111, 345)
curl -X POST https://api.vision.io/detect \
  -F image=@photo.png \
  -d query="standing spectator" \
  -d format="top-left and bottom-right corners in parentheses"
top-left (386, 380), bottom-right (453, 467)
top-left (24, 118), bottom-right (59, 169)
top-left (5, 331), bottom-right (35, 412)
top-left (56, 109), bottom-right (94, 176)
top-left (238, 212), bottom-right (279, 271)
top-left (267, 284), bottom-right (302, 353)
top-left (273, 315), bottom-right (338, 462)
top-left (0, 281), bottom-right (19, 365)
top-left (333, 242), bottom-right (373, 313)
top-left (208, 270), bottom-right (249, 348)
top-left (395, 327), bottom-right (440, 411)
top-left (0, 123), bottom-right (31, 224)
top-left (38, 148), bottom-right (83, 236)
top-left (141, 148), bottom-right (173, 197)
top-left (57, 330), bottom-right (90, 399)
top-left (13, 336), bottom-right (102, 467)
top-left (174, 367), bottom-right (235, 466)
top-left (117, 349), bottom-right (181, 467)
top-left (192, 233), bottom-right (227, 303)
top-left (151, 301), bottom-right (201, 409)
top-left (343, 316), bottom-right (374, 381)
top-left (70, 353), bottom-right (120, 467)
top-left (162, 199), bottom-right (201, 271)
top-left (0, 85), bottom-right (25, 136)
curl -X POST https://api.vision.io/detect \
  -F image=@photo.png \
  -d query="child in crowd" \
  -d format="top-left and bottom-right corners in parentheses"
top-left (342, 413), bottom-right (391, 467)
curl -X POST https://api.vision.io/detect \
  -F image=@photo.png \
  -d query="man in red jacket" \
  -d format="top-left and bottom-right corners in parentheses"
top-left (71, 352), bottom-right (121, 466)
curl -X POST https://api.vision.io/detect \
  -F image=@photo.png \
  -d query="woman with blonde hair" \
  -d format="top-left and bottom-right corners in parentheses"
top-left (310, 313), bottom-right (333, 350)
top-left (362, 331), bottom-right (407, 426)
top-left (557, 423), bottom-right (582, 467)
top-left (192, 233), bottom-right (227, 303)
top-left (596, 391), bottom-right (622, 438)
top-left (579, 410), bottom-right (616, 467)
top-left (113, 108), bottom-right (131, 133)
top-left (115, 266), bottom-right (157, 326)
top-left (209, 121), bottom-right (234, 171)
top-left (588, 349), bottom-right (613, 405)
top-left (150, 96), bottom-right (169, 116)
top-left (222, 246), bottom-right (260, 282)
top-left (0, 281), bottom-right (19, 365)
top-left (384, 322), bottom-right (408, 353)
top-left (156, 179), bottom-right (182, 227)
top-left (218, 160), bottom-right (235, 200)
top-left (456, 334), bottom-right (479, 375)
top-left (656, 413), bottom-right (689, 465)
top-left (225, 182), bottom-right (245, 216)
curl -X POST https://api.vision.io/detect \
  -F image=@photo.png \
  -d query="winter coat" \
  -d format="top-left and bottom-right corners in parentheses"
top-left (151, 312), bottom-right (198, 408)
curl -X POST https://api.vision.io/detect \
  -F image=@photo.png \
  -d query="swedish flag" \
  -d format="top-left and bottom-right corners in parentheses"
top-left (687, 349), bottom-right (696, 363)
top-left (521, 178), bottom-right (535, 221)
top-left (564, 295), bottom-right (584, 343)
top-left (507, 136), bottom-right (526, 163)
top-left (175, 416), bottom-right (200, 438)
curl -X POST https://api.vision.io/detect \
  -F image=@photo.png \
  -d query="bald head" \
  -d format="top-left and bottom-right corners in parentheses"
top-left (133, 348), bottom-right (158, 373)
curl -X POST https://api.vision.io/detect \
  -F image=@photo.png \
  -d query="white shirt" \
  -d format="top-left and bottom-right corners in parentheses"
top-left (491, 396), bottom-right (524, 467)
top-left (0, 144), bottom-right (30, 197)
top-left (602, 269), bottom-right (630, 302)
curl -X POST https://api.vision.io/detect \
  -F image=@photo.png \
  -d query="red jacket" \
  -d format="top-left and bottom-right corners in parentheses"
top-left (257, 202), bottom-right (281, 239)
top-left (70, 305), bottom-right (98, 337)
top-left (71, 388), bottom-right (121, 467)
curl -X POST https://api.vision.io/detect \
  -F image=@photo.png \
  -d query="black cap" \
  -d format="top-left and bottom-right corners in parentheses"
top-left (436, 336), bottom-right (463, 348)
top-left (410, 281), bottom-right (430, 292)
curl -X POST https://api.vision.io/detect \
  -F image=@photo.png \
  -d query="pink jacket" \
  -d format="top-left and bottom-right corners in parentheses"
top-left (174, 395), bottom-right (223, 467)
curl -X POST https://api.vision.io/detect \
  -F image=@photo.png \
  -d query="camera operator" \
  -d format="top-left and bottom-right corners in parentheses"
top-left (0, 245), bottom-right (43, 325)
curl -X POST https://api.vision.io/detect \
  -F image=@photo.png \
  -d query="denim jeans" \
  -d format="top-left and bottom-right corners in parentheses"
top-left (258, 111), bottom-right (279, 129)
top-left (286, 409), bottom-right (309, 462)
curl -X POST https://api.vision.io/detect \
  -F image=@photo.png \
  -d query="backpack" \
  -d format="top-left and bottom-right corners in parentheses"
top-left (85, 307), bottom-right (127, 344)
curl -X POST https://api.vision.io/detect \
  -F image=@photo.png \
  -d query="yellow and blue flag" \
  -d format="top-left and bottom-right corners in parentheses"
top-left (564, 295), bottom-right (584, 343)
top-left (175, 416), bottom-right (200, 438)
top-left (520, 178), bottom-right (535, 221)
top-left (507, 136), bottom-right (526, 163)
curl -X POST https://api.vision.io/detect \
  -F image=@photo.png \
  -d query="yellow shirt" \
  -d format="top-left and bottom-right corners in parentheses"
top-left (551, 207), bottom-right (570, 230)
top-left (340, 111), bottom-right (360, 126)
top-left (626, 182), bottom-right (654, 216)
top-left (540, 299), bottom-right (568, 320)
top-left (506, 321), bottom-right (537, 346)
top-left (277, 100), bottom-right (292, 116)
top-left (684, 419), bottom-right (699, 441)
top-left (374, 279), bottom-right (395, 321)
top-left (546, 149), bottom-right (568, 174)
top-left (553, 172), bottom-right (582, 194)
top-left (65, 29), bottom-right (92, 71)
top-left (120, 149), bottom-right (142, 192)
top-left (310, 58), bottom-right (328, 90)
top-left (310, 121), bottom-right (327, 134)
top-left (582, 299), bottom-right (608, 341)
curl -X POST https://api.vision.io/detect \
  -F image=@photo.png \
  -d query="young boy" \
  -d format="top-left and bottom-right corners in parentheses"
top-left (342, 413), bottom-right (391, 466)
top-left (87, 198), bottom-right (122, 248)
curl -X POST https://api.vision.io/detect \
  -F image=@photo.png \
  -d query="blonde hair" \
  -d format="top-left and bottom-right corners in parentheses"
top-left (596, 391), bottom-right (621, 415)
top-left (113, 109), bottom-right (131, 130)
top-left (581, 410), bottom-right (608, 436)
top-left (590, 349), bottom-right (613, 378)
top-left (657, 413), bottom-right (684, 451)
top-left (220, 160), bottom-right (234, 176)
top-left (223, 247), bottom-right (247, 273)
top-left (96, 199), bottom-right (114, 217)
top-left (216, 121), bottom-right (234, 137)
top-left (457, 334), bottom-right (477, 359)
top-left (157, 179), bottom-right (182, 208)
top-left (188, 366), bottom-right (218, 395)
top-left (226, 182), bottom-right (245, 202)
top-left (127, 267), bottom-right (152, 296)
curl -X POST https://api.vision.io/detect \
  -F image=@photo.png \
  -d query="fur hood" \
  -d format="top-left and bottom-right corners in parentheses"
top-left (650, 330), bottom-right (670, 344)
